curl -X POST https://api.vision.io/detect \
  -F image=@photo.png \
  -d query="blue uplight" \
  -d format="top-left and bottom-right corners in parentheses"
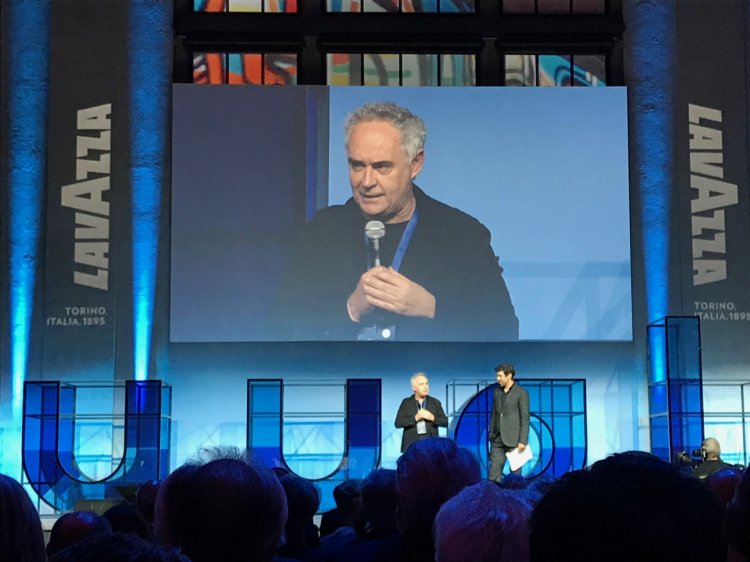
top-left (9, 0), bottom-right (51, 412)
top-left (648, 327), bottom-right (667, 384)
top-left (629, 2), bottom-right (675, 325)
top-left (129, 0), bottom-right (172, 381)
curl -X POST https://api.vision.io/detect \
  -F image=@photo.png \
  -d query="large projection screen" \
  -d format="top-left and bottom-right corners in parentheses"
top-left (171, 85), bottom-right (631, 343)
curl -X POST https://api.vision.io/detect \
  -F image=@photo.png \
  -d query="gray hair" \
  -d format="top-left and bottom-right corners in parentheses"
top-left (411, 373), bottom-right (427, 385)
top-left (344, 101), bottom-right (427, 163)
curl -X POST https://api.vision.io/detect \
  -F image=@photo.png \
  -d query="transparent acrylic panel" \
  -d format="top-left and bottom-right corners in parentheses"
top-left (538, 383), bottom-right (552, 412)
top-left (440, 54), bottom-right (476, 86)
top-left (161, 386), bottom-right (172, 418)
top-left (670, 381), bottom-right (702, 415)
top-left (703, 416), bottom-right (748, 466)
top-left (401, 54), bottom-right (438, 86)
top-left (650, 415), bottom-right (671, 462)
top-left (248, 381), bottom-right (282, 465)
top-left (74, 420), bottom-right (122, 481)
top-left (251, 384), bottom-right (282, 414)
top-left (703, 384), bottom-right (744, 413)
top-left (364, 54), bottom-right (400, 86)
top-left (327, 54), bottom-right (362, 86)
top-left (539, 55), bottom-right (572, 86)
top-left (649, 383), bottom-right (668, 416)
top-left (666, 317), bottom-right (701, 381)
top-left (553, 385), bottom-right (572, 412)
top-left (282, 419), bottom-right (345, 479)
top-left (672, 412), bottom-right (703, 454)
top-left (505, 54), bottom-right (537, 86)
top-left (283, 384), bottom-right (346, 479)
top-left (571, 381), bottom-right (585, 412)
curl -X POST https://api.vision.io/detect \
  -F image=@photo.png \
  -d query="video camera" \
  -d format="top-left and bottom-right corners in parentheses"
top-left (674, 448), bottom-right (706, 469)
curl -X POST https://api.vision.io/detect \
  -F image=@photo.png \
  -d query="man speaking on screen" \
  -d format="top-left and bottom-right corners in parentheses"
top-left (267, 101), bottom-right (518, 342)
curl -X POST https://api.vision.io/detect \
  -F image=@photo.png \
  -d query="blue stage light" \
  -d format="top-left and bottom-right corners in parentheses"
top-left (8, 0), bottom-right (51, 412)
top-left (629, 1), bottom-right (675, 330)
top-left (129, 0), bottom-right (172, 381)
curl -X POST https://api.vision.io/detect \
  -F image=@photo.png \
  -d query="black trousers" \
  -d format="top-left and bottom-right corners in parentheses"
top-left (489, 439), bottom-right (522, 482)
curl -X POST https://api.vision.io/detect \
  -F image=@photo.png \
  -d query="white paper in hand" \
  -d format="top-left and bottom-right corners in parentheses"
top-left (506, 445), bottom-right (533, 472)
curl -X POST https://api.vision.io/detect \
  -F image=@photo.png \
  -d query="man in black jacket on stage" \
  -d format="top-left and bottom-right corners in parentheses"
top-left (395, 373), bottom-right (448, 453)
top-left (266, 101), bottom-right (518, 342)
top-left (488, 363), bottom-right (530, 481)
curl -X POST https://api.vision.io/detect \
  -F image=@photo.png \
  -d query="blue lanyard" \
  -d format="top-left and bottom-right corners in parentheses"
top-left (365, 207), bottom-right (419, 271)
top-left (417, 397), bottom-right (427, 410)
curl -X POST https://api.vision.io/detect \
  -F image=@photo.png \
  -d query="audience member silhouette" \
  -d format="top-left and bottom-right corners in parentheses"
top-left (500, 473), bottom-right (528, 490)
top-left (725, 465), bottom-right (750, 562)
top-left (434, 482), bottom-right (532, 562)
top-left (276, 473), bottom-right (321, 561)
top-left (137, 480), bottom-right (163, 524)
top-left (329, 470), bottom-right (400, 562)
top-left (313, 480), bottom-right (362, 561)
top-left (527, 473), bottom-right (557, 498)
top-left (0, 474), bottom-right (46, 562)
top-left (358, 469), bottom-right (399, 541)
top-left (154, 448), bottom-right (288, 562)
top-left (530, 451), bottom-right (724, 562)
top-left (49, 532), bottom-right (189, 562)
top-left (706, 466), bottom-right (743, 512)
top-left (343, 438), bottom-right (481, 562)
top-left (47, 510), bottom-right (112, 558)
top-left (104, 502), bottom-right (155, 541)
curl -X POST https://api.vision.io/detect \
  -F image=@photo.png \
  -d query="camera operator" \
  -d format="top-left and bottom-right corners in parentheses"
top-left (693, 438), bottom-right (731, 479)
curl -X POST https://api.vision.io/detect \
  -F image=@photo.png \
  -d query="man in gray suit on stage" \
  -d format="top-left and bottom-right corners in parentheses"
top-left (488, 363), bottom-right (530, 481)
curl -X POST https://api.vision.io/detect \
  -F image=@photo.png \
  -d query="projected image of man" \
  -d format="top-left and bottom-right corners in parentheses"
top-left (267, 101), bottom-right (518, 341)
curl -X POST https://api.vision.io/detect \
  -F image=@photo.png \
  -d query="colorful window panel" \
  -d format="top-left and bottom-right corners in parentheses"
top-left (327, 0), bottom-right (475, 12)
top-left (194, 0), bottom-right (298, 12)
top-left (504, 54), bottom-right (606, 87)
top-left (193, 53), bottom-right (298, 85)
top-left (327, 54), bottom-right (475, 86)
top-left (503, 0), bottom-right (605, 13)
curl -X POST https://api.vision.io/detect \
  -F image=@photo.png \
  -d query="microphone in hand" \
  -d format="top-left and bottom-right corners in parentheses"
top-left (365, 221), bottom-right (385, 267)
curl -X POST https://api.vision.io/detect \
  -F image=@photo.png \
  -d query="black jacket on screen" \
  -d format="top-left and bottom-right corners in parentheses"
top-left (266, 186), bottom-right (519, 342)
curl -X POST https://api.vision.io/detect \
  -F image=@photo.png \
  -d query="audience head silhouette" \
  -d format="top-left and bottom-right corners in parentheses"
top-left (154, 447), bottom-right (287, 562)
top-left (397, 437), bottom-right (482, 534)
top-left (0, 474), bottom-right (46, 562)
top-left (103, 502), bottom-right (154, 541)
top-left (49, 532), bottom-right (188, 562)
top-left (47, 510), bottom-right (112, 559)
top-left (530, 451), bottom-right (724, 562)
top-left (435, 481), bottom-right (532, 562)
top-left (332, 479), bottom-right (362, 527)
